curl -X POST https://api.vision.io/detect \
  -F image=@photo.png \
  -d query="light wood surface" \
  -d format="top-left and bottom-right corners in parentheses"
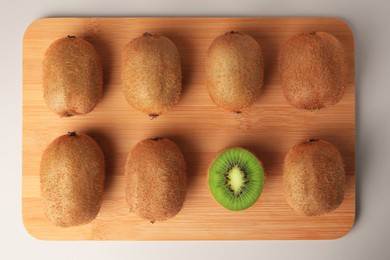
top-left (22, 17), bottom-right (355, 240)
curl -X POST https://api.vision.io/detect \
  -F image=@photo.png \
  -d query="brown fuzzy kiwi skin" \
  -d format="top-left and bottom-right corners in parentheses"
top-left (206, 31), bottom-right (264, 113)
top-left (40, 132), bottom-right (105, 227)
top-left (279, 32), bottom-right (347, 111)
top-left (122, 33), bottom-right (182, 118)
top-left (42, 36), bottom-right (103, 117)
top-left (283, 139), bottom-right (345, 216)
top-left (125, 138), bottom-right (186, 223)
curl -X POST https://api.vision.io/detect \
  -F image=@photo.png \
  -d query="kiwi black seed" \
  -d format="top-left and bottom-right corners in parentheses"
top-left (208, 147), bottom-right (264, 211)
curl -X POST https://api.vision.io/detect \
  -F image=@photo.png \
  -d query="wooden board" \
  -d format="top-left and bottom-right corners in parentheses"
top-left (22, 17), bottom-right (355, 240)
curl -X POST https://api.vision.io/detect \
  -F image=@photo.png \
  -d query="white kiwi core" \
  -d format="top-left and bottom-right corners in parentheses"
top-left (228, 166), bottom-right (245, 193)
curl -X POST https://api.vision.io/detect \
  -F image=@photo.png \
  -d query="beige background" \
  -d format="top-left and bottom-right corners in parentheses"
top-left (1, 0), bottom-right (390, 259)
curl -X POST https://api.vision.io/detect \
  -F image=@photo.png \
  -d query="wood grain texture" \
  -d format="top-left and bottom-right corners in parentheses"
top-left (22, 17), bottom-right (355, 240)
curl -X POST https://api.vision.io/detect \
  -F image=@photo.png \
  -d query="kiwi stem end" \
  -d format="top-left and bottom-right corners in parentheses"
top-left (149, 114), bottom-right (159, 120)
top-left (67, 131), bottom-right (77, 137)
top-left (148, 137), bottom-right (163, 141)
top-left (143, 32), bottom-right (159, 38)
top-left (226, 31), bottom-right (242, 35)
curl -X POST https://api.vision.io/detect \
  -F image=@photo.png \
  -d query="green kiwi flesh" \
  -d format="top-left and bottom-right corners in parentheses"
top-left (208, 148), bottom-right (264, 211)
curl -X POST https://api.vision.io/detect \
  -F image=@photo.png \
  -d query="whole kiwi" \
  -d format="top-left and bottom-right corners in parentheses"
top-left (122, 33), bottom-right (182, 118)
top-left (283, 139), bottom-right (345, 216)
top-left (279, 32), bottom-right (347, 110)
top-left (42, 36), bottom-right (103, 117)
top-left (206, 31), bottom-right (264, 113)
top-left (125, 138), bottom-right (186, 223)
top-left (40, 132), bottom-right (105, 227)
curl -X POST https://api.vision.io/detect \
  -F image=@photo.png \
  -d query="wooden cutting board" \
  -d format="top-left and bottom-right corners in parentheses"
top-left (22, 17), bottom-right (355, 240)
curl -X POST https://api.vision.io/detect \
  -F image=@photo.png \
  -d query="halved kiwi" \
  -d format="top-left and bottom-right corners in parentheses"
top-left (208, 147), bottom-right (264, 211)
